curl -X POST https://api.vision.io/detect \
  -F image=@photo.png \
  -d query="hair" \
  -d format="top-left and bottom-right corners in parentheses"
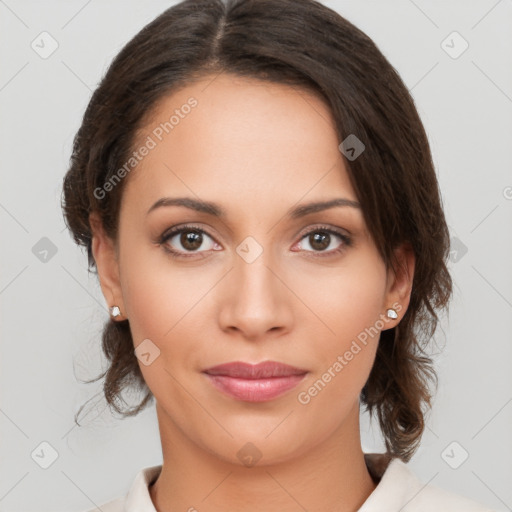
top-left (61, 0), bottom-right (452, 462)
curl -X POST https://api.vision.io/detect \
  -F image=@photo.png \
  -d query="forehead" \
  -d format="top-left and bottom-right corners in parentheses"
top-left (123, 73), bottom-right (360, 217)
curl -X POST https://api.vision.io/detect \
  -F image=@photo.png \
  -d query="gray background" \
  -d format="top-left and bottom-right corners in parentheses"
top-left (1, 1), bottom-right (511, 511)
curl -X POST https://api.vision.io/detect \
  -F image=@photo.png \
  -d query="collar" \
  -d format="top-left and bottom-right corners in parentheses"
top-left (123, 453), bottom-right (414, 512)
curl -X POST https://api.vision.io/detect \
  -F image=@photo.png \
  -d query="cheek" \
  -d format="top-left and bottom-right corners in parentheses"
top-left (336, 267), bottom-right (387, 342)
top-left (118, 243), bottom-right (204, 400)
top-left (119, 238), bottom-right (217, 351)
top-left (295, 254), bottom-right (387, 350)
top-left (118, 235), bottom-right (180, 341)
top-left (292, 254), bottom-right (387, 402)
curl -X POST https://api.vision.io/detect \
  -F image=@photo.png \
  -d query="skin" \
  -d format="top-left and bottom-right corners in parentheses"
top-left (89, 73), bottom-right (415, 512)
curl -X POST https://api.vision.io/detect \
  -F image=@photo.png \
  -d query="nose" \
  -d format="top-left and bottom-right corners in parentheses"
top-left (217, 245), bottom-right (294, 342)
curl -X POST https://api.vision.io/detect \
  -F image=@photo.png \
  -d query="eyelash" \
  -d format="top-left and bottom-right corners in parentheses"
top-left (157, 223), bottom-right (352, 259)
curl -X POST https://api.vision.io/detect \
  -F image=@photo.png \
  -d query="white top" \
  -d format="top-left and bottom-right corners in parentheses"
top-left (83, 453), bottom-right (496, 511)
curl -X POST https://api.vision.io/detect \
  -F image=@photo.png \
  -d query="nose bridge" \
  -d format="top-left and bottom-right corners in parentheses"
top-left (219, 233), bottom-right (291, 338)
top-left (233, 234), bottom-right (281, 306)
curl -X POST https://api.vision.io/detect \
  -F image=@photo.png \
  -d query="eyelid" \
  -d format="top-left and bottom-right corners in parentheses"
top-left (159, 223), bottom-right (214, 241)
top-left (295, 223), bottom-right (350, 241)
top-left (292, 224), bottom-right (352, 256)
top-left (158, 223), bottom-right (219, 257)
top-left (158, 222), bottom-right (352, 258)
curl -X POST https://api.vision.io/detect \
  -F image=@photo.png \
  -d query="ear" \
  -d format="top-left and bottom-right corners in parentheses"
top-left (382, 241), bottom-right (415, 330)
top-left (89, 211), bottom-right (127, 320)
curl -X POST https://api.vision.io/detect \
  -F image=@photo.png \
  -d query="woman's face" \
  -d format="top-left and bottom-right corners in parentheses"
top-left (91, 73), bottom-right (413, 465)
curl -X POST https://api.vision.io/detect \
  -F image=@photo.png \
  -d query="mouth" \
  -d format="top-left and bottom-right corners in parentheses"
top-left (202, 361), bottom-right (308, 402)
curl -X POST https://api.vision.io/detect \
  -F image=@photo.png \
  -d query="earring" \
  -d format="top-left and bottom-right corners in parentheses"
top-left (109, 305), bottom-right (121, 318)
top-left (386, 308), bottom-right (398, 319)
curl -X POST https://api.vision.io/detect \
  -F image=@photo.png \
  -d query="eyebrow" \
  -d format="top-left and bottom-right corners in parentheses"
top-left (146, 196), bottom-right (361, 218)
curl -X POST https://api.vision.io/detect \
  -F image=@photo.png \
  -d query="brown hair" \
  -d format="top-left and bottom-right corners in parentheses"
top-left (61, 0), bottom-right (452, 462)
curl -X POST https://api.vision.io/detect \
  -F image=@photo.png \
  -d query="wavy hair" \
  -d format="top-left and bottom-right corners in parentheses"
top-left (61, 0), bottom-right (452, 462)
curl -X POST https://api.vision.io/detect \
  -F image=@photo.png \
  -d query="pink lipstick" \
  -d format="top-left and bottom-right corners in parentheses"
top-left (203, 361), bottom-right (308, 402)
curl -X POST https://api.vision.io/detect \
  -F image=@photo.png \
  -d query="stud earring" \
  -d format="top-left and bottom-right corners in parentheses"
top-left (109, 305), bottom-right (121, 318)
top-left (386, 308), bottom-right (398, 319)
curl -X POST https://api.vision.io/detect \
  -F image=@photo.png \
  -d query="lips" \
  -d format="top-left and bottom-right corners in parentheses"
top-left (203, 361), bottom-right (308, 379)
top-left (202, 361), bottom-right (308, 402)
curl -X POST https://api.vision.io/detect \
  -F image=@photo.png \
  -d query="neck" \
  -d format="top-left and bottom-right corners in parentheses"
top-left (149, 400), bottom-right (378, 512)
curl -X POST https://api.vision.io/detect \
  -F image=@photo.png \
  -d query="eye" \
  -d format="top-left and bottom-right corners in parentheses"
top-left (157, 223), bottom-right (352, 260)
top-left (294, 225), bottom-right (352, 257)
top-left (159, 224), bottom-right (221, 258)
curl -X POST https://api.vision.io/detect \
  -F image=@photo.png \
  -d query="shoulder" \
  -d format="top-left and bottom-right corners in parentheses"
top-left (410, 481), bottom-right (496, 511)
top-left (79, 464), bottom-right (162, 512)
top-left (361, 454), bottom-right (497, 512)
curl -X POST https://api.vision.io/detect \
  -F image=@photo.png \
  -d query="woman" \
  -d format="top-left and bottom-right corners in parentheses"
top-left (61, 0), bottom-right (496, 510)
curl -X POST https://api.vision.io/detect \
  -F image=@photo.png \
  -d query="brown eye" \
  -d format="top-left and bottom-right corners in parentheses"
top-left (308, 232), bottom-right (331, 251)
top-left (295, 226), bottom-right (352, 257)
top-left (180, 230), bottom-right (203, 251)
top-left (160, 225), bottom-right (219, 257)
